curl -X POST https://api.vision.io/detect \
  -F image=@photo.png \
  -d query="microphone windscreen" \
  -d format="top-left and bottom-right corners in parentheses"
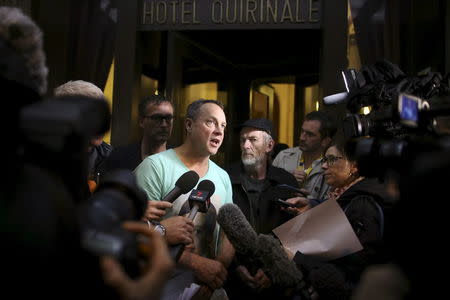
top-left (256, 234), bottom-right (305, 288)
top-left (176, 170), bottom-right (200, 193)
top-left (217, 203), bottom-right (258, 255)
top-left (197, 179), bottom-right (215, 197)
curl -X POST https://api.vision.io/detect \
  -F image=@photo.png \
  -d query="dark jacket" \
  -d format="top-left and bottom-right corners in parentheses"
top-left (103, 141), bottom-right (142, 174)
top-left (88, 141), bottom-right (113, 180)
top-left (226, 162), bottom-right (299, 234)
top-left (293, 177), bottom-right (393, 300)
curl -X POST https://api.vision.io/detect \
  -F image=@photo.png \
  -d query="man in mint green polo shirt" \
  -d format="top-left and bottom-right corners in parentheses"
top-left (135, 99), bottom-right (234, 299)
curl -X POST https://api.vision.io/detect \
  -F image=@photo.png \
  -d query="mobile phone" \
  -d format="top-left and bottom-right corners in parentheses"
top-left (273, 198), bottom-right (298, 208)
top-left (398, 93), bottom-right (421, 127)
top-left (276, 184), bottom-right (305, 195)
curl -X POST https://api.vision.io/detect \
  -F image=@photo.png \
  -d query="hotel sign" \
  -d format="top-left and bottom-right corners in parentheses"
top-left (140, 0), bottom-right (321, 30)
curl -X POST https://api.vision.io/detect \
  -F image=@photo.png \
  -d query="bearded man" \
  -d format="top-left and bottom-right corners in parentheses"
top-left (224, 118), bottom-right (300, 300)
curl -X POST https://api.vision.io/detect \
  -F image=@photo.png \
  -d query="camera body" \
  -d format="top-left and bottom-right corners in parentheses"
top-left (335, 60), bottom-right (450, 179)
top-left (19, 95), bottom-right (147, 278)
top-left (80, 169), bottom-right (148, 278)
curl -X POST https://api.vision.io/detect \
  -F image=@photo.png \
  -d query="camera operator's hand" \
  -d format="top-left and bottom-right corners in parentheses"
top-left (293, 169), bottom-right (307, 187)
top-left (281, 196), bottom-right (311, 215)
top-left (100, 221), bottom-right (174, 300)
top-left (144, 200), bottom-right (172, 221)
top-left (160, 216), bottom-right (195, 246)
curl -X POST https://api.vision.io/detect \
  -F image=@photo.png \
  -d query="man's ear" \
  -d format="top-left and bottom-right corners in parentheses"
top-left (139, 117), bottom-right (145, 129)
top-left (266, 139), bottom-right (275, 153)
top-left (185, 118), bottom-right (193, 133)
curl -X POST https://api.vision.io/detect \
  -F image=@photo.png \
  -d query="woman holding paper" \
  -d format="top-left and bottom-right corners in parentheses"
top-left (287, 139), bottom-right (392, 300)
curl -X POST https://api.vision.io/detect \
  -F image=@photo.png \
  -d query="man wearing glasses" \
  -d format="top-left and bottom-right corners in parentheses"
top-left (104, 94), bottom-right (174, 173)
top-left (104, 94), bottom-right (194, 249)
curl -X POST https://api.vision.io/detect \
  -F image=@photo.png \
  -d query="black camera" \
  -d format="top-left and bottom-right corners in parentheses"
top-left (328, 60), bottom-right (450, 179)
top-left (79, 169), bottom-right (148, 278)
top-left (340, 60), bottom-right (448, 140)
top-left (20, 95), bottom-right (148, 278)
top-left (20, 95), bottom-right (111, 203)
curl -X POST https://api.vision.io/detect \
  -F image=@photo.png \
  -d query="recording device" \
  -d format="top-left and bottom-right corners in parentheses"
top-left (326, 60), bottom-right (450, 179)
top-left (80, 169), bottom-right (148, 278)
top-left (161, 170), bottom-right (199, 203)
top-left (186, 180), bottom-right (214, 220)
top-left (217, 203), bottom-right (315, 299)
top-left (19, 95), bottom-right (150, 278)
top-left (20, 95), bottom-right (111, 203)
top-left (273, 198), bottom-right (299, 208)
top-left (173, 179), bottom-right (215, 261)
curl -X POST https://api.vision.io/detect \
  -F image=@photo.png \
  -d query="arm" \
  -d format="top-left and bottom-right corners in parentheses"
top-left (177, 251), bottom-right (227, 290)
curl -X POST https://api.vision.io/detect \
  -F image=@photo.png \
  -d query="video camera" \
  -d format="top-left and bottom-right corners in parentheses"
top-left (325, 60), bottom-right (450, 179)
top-left (20, 95), bottom-right (147, 277)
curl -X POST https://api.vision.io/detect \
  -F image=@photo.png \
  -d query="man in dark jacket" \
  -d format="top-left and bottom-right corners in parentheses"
top-left (225, 118), bottom-right (300, 299)
top-left (103, 94), bottom-right (174, 174)
top-left (54, 80), bottom-right (113, 193)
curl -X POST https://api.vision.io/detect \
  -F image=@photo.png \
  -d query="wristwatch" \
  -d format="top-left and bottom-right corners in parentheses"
top-left (153, 223), bottom-right (166, 236)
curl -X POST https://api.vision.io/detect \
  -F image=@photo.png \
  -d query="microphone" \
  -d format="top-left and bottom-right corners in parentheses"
top-left (217, 203), bottom-right (314, 298)
top-left (323, 92), bottom-right (348, 105)
top-left (161, 170), bottom-right (199, 203)
top-left (173, 179), bottom-right (215, 261)
top-left (186, 179), bottom-right (215, 220)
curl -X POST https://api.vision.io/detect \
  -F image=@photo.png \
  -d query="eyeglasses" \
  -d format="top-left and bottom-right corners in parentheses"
top-left (143, 114), bottom-right (174, 123)
top-left (321, 155), bottom-right (344, 166)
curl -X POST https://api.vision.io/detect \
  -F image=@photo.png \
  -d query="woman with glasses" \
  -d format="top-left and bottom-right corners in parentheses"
top-left (289, 139), bottom-right (392, 300)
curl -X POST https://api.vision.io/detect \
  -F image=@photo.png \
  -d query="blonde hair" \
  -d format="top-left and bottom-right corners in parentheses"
top-left (54, 80), bottom-right (104, 99)
top-left (0, 7), bottom-right (48, 95)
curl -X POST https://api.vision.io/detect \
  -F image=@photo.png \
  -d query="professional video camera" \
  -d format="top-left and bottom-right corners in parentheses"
top-left (325, 59), bottom-right (450, 179)
top-left (80, 169), bottom-right (148, 278)
top-left (20, 95), bottom-right (147, 278)
top-left (339, 59), bottom-right (449, 139)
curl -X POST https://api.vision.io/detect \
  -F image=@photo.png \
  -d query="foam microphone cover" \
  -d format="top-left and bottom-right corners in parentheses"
top-left (217, 203), bottom-right (258, 256)
top-left (256, 234), bottom-right (305, 288)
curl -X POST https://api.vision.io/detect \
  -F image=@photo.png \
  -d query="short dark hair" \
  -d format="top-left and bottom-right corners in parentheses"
top-left (138, 94), bottom-right (173, 117)
top-left (186, 99), bottom-right (224, 120)
top-left (304, 111), bottom-right (337, 139)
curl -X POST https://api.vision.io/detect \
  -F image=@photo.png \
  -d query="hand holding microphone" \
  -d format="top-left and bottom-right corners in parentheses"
top-left (217, 203), bottom-right (315, 299)
top-left (173, 180), bottom-right (215, 261)
top-left (144, 170), bottom-right (199, 221)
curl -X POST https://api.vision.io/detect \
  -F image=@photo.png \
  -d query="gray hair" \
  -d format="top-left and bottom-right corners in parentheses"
top-left (0, 7), bottom-right (48, 95)
top-left (54, 80), bottom-right (105, 99)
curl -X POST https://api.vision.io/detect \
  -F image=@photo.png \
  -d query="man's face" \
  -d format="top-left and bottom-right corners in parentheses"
top-left (240, 128), bottom-right (273, 167)
top-left (187, 103), bottom-right (227, 156)
top-left (140, 102), bottom-right (174, 144)
top-left (299, 120), bottom-right (323, 153)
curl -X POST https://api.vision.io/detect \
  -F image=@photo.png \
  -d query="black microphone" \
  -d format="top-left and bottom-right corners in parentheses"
top-left (186, 179), bottom-right (215, 220)
top-left (217, 203), bottom-right (314, 298)
top-left (173, 179), bottom-right (215, 261)
top-left (161, 170), bottom-right (199, 203)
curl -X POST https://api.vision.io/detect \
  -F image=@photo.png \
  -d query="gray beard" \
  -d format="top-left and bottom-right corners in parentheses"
top-left (242, 156), bottom-right (265, 169)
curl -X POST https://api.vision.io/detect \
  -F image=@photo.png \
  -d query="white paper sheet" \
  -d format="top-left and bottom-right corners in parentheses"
top-left (273, 199), bottom-right (363, 261)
